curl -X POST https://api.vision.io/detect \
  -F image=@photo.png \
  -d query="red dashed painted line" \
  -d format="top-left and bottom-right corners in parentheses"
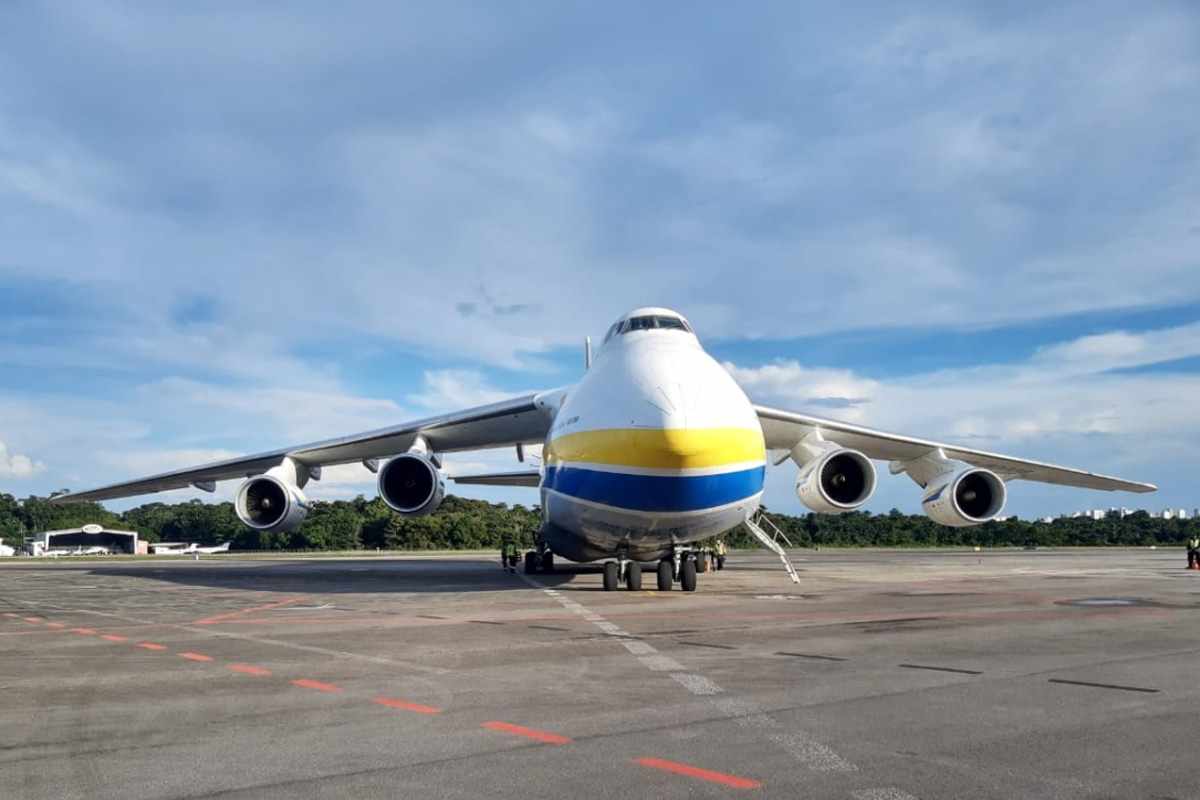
top-left (193, 596), bottom-right (310, 626)
top-left (372, 696), bottom-right (441, 715)
top-left (18, 612), bottom-right (766, 795)
top-left (291, 678), bottom-right (342, 693)
top-left (481, 721), bottom-right (572, 745)
top-left (636, 757), bottom-right (762, 789)
top-left (229, 663), bottom-right (272, 677)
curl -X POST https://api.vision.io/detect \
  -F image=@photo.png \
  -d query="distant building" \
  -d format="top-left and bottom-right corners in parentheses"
top-left (29, 524), bottom-right (145, 555)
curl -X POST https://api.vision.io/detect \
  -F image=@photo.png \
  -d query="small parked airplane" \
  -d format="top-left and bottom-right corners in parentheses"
top-left (151, 541), bottom-right (231, 555)
top-left (54, 307), bottom-right (1154, 591)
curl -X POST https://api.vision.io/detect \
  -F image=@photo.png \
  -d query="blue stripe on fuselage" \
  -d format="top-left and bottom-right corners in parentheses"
top-left (543, 465), bottom-right (765, 513)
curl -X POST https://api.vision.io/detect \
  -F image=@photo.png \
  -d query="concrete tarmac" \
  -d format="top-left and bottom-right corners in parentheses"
top-left (2, 548), bottom-right (1198, 799)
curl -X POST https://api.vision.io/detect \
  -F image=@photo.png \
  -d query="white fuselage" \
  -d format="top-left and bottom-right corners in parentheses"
top-left (538, 326), bottom-right (765, 562)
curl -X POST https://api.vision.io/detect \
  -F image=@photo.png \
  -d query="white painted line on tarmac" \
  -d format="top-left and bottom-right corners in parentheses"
top-left (671, 673), bottom-right (723, 695)
top-left (715, 696), bottom-right (857, 774)
top-left (517, 572), bottom-right (918, 795)
top-left (852, 789), bottom-right (920, 800)
top-left (640, 654), bottom-right (687, 672)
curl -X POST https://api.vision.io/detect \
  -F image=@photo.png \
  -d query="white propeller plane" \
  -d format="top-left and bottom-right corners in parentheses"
top-left (54, 307), bottom-right (1154, 591)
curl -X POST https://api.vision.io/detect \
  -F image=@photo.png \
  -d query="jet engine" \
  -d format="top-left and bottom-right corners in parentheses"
top-left (235, 473), bottom-right (310, 533)
top-left (921, 467), bottom-right (1007, 527)
top-left (378, 451), bottom-right (445, 516)
top-left (795, 447), bottom-right (877, 513)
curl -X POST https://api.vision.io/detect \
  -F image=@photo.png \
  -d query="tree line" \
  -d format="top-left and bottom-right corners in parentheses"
top-left (1, 492), bottom-right (1196, 552)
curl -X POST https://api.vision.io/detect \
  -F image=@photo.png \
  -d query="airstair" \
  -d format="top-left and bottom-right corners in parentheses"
top-left (744, 511), bottom-right (800, 584)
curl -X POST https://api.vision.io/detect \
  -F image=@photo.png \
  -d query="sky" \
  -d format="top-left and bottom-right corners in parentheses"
top-left (1, 2), bottom-right (1198, 519)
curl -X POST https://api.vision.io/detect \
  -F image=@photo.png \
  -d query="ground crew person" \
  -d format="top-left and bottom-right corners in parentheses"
top-left (1188, 533), bottom-right (1200, 570)
top-left (715, 539), bottom-right (727, 570)
top-left (500, 533), bottom-right (520, 574)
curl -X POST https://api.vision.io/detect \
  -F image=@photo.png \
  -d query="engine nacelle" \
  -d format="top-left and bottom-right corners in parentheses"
top-left (796, 447), bottom-right (877, 513)
top-left (235, 474), bottom-right (310, 533)
top-left (922, 467), bottom-right (1007, 527)
top-left (378, 452), bottom-right (445, 516)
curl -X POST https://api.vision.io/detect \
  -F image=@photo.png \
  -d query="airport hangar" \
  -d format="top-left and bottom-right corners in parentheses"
top-left (34, 524), bottom-right (146, 555)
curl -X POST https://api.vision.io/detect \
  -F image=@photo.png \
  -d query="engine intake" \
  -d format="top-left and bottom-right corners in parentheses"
top-left (797, 448), bottom-right (877, 513)
top-left (922, 468), bottom-right (1006, 527)
top-left (378, 452), bottom-right (445, 516)
top-left (235, 475), bottom-right (309, 533)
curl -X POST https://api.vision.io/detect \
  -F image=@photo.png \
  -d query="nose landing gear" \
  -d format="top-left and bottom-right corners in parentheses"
top-left (656, 559), bottom-right (673, 591)
top-left (597, 548), bottom-right (705, 592)
top-left (602, 556), bottom-right (644, 591)
top-left (679, 557), bottom-right (697, 592)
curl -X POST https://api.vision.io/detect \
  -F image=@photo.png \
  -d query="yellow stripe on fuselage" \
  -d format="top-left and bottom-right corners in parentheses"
top-left (545, 427), bottom-right (765, 471)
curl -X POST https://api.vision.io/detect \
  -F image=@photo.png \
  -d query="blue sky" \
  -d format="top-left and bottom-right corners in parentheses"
top-left (1, 2), bottom-right (1198, 518)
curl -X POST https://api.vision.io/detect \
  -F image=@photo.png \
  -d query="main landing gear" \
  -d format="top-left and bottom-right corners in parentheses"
top-left (524, 544), bottom-right (555, 574)
top-left (604, 548), bottom-right (699, 592)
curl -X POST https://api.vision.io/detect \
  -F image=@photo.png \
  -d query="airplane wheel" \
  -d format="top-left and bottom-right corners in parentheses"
top-left (602, 561), bottom-right (619, 591)
top-left (680, 558), bottom-right (697, 592)
top-left (656, 560), bottom-right (673, 591)
top-left (541, 552), bottom-right (555, 573)
top-left (625, 561), bottom-right (642, 591)
top-left (524, 552), bottom-right (538, 574)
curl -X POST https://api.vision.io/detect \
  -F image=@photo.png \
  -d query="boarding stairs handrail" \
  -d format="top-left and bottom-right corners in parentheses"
top-left (753, 510), bottom-right (795, 549)
top-left (744, 511), bottom-right (800, 584)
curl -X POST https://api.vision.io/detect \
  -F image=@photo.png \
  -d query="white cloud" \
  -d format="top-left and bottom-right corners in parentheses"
top-left (411, 369), bottom-right (529, 411)
top-left (0, 440), bottom-right (44, 478)
top-left (722, 361), bottom-right (879, 422)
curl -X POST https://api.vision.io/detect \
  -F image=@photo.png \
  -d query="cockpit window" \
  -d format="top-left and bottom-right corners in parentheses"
top-left (616, 315), bottom-right (692, 335)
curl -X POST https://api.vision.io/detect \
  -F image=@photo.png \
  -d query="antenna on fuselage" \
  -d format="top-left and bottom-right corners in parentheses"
top-left (584, 336), bottom-right (592, 370)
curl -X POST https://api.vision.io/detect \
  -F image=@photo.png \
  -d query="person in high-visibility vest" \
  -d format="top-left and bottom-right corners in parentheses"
top-left (715, 538), bottom-right (727, 571)
top-left (1188, 534), bottom-right (1200, 570)
top-left (500, 533), bottom-right (520, 574)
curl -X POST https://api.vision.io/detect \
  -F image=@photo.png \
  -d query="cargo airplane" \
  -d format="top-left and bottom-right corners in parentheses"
top-left (54, 307), bottom-right (1155, 591)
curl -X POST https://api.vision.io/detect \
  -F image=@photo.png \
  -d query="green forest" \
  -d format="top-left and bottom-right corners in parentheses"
top-left (2, 492), bottom-right (1196, 552)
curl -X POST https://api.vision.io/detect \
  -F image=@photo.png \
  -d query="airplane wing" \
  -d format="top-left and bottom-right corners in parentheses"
top-left (754, 404), bottom-right (1156, 493)
top-left (52, 394), bottom-right (554, 503)
top-left (450, 469), bottom-right (542, 487)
